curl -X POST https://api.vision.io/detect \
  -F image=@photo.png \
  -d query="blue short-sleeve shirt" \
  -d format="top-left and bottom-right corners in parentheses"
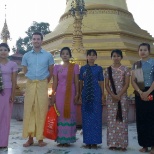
top-left (21, 49), bottom-right (54, 80)
top-left (141, 58), bottom-right (154, 87)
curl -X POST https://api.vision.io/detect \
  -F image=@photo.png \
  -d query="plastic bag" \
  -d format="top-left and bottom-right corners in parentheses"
top-left (43, 104), bottom-right (59, 140)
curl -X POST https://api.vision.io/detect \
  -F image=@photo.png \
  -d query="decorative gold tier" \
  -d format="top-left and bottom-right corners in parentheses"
top-left (42, 0), bottom-right (154, 95)
top-left (43, 0), bottom-right (154, 65)
top-left (65, 0), bottom-right (128, 13)
top-left (15, 71), bottom-right (27, 96)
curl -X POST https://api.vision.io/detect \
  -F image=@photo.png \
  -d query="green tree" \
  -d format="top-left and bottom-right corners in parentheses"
top-left (14, 21), bottom-right (51, 55)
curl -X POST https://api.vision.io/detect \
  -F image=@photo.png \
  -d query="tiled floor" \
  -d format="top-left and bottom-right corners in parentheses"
top-left (0, 120), bottom-right (143, 154)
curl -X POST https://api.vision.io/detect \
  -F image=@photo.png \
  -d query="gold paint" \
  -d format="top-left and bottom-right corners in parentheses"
top-left (42, 0), bottom-right (154, 95)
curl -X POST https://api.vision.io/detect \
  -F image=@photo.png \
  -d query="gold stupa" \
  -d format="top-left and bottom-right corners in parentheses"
top-left (42, 0), bottom-right (154, 95)
top-left (42, 0), bottom-right (154, 67)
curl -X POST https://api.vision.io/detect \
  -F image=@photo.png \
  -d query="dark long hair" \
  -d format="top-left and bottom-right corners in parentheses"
top-left (86, 49), bottom-right (97, 64)
top-left (138, 43), bottom-right (150, 53)
top-left (0, 43), bottom-right (10, 94)
top-left (60, 47), bottom-right (72, 58)
top-left (111, 49), bottom-right (123, 58)
top-left (0, 43), bottom-right (10, 52)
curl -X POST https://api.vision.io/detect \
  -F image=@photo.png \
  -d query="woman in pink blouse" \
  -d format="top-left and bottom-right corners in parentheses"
top-left (0, 43), bottom-right (18, 148)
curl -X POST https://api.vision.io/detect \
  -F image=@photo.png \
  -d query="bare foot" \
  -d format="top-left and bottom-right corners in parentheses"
top-left (139, 147), bottom-right (148, 153)
top-left (38, 140), bottom-right (47, 147)
top-left (23, 140), bottom-right (34, 147)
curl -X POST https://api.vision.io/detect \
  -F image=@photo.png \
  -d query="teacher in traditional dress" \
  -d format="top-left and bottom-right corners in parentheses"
top-left (105, 49), bottom-right (130, 151)
top-left (0, 43), bottom-right (18, 148)
top-left (131, 43), bottom-right (154, 154)
top-left (52, 47), bottom-right (79, 147)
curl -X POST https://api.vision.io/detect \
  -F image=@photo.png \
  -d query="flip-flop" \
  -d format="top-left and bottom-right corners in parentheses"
top-left (91, 144), bottom-right (98, 149)
top-left (139, 147), bottom-right (148, 153)
top-left (109, 147), bottom-right (117, 150)
top-left (0, 147), bottom-right (8, 149)
top-left (23, 141), bottom-right (34, 147)
top-left (121, 148), bottom-right (127, 152)
top-left (150, 148), bottom-right (154, 154)
top-left (57, 144), bottom-right (64, 147)
top-left (63, 143), bottom-right (70, 147)
top-left (83, 144), bottom-right (91, 149)
top-left (38, 141), bottom-right (47, 147)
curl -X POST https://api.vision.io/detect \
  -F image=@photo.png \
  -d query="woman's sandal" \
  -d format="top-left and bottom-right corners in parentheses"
top-left (91, 144), bottom-right (98, 149)
top-left (0, 147), bottom-right (8, 149)
top-left (63, 143), bottom-right (70, 147)
top-left (109, 147), bottom-right (117, 150)
top-left (38, 141), bottom-right (47, 147)
top-left (57, 144), bottom-right (64, 147)
top-left (120, 148), bottom-right (127, 152)
top-left (139, 147), bottom-right (148, 153)
top-left (23, 141), bottom-right (34, 147)
top-left (150, 147), bottom-right (154, 154)
top-left (83, 144), bottom-right (91, 149)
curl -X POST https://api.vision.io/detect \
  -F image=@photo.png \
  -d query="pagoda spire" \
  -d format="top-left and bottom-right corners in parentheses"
top-left (1, 5), bottom-right (10, 44)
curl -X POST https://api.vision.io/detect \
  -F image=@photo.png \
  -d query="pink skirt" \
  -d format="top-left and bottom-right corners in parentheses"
top-left (0, 88), bottom-right (13, 147)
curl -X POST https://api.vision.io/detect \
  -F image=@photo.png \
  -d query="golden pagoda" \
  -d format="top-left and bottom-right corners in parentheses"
top-left (42, 0), bottom-right (154, 96)
top-left (42, 0), bottom-right (154, 67)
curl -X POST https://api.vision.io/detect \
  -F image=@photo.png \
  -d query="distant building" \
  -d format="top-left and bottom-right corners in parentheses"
top-left (9, 50), bottom-right (23, 72)
top-left (0, 13), bottom-right (23, 72)
top-left (1, 18), bottom-right (10, 44)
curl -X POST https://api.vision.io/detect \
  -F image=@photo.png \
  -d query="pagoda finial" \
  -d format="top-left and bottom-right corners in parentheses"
top-left (1, 5), bottom-right (10, 44)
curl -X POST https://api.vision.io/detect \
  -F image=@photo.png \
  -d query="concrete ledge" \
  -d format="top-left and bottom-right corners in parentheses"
top-left (12, 96), bottom-right (136, 125)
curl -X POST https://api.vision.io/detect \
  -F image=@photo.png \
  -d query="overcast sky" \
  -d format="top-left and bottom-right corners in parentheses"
top-left (0, 0), bottom-right (154, 53)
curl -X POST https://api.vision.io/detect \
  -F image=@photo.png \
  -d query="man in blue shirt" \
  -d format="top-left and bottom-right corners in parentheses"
top-left (22, 32), bottom-right (54, 147)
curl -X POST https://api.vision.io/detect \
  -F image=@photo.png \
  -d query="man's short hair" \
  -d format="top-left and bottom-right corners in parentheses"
top-left (32, 32), bottom-right (43, 40)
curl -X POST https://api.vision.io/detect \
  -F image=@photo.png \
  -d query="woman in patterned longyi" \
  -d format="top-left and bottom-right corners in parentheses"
top-left (105, 49), bottom-right (130, 151)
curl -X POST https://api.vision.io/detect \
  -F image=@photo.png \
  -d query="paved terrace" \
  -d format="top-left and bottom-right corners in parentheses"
top-left (0, 119), bottom-right (144, 154)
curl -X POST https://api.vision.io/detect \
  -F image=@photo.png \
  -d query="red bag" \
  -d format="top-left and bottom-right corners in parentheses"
top-left (43, 105), bottom-right (59, 140)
